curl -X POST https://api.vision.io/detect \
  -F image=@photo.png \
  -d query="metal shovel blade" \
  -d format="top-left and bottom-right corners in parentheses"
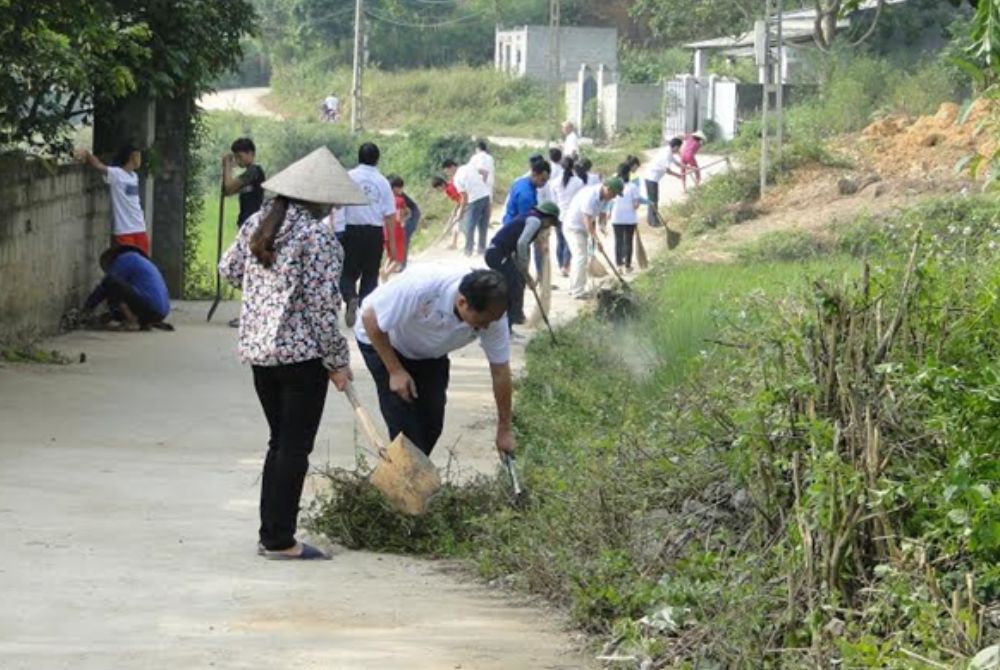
top-left (369, 434), bottom-right (441, 516)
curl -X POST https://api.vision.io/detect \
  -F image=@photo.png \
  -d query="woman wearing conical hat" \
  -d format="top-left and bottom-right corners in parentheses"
top-left (220, 147), bottom-right (367, 560)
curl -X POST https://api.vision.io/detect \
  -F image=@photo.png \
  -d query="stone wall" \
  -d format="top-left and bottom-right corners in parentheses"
top-left (0, 159), bottom-right (110, 344)
top-left (496, 26), bottom-right (617, 83)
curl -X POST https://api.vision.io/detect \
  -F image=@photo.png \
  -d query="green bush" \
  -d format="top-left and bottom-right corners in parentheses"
top-left (619, 46), bottom-right (691, 84)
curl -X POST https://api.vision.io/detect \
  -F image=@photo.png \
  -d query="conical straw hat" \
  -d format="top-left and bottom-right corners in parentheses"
top-left (261, 146), bottom-right (367, 205)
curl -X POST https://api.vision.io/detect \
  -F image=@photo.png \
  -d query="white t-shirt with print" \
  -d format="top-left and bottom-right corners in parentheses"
top-left (610, 181), bottom-right (640, 224)
top-left (454, 164), bottom-right (491, 204)
top-left (355, 265), bottom-right (510, 364)
top-left (105, 167), bottom-right (146, 235)
top-left (564, 183), bottom-right (603, 234)
top-left (341, 164), bottom-right (396, 227)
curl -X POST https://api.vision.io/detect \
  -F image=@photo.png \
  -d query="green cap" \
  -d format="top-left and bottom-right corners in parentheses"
top-left (604, 176), bottom-right (624, 195)
top-left (535, 201), bottom-right (560, 219)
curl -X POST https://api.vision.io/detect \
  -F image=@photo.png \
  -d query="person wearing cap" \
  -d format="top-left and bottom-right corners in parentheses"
top-left (680, 131), bottom-right (706, 190)
top-left (564, 177), bottom-right (623, 299)
top-left (356, 267), bottom-right (515, 457)
top-left (485, 202), bottom-right (560, 326)
top-left (339, 142), bottom-right (397, 327)
top-left (219, 147), bottom-right (365, 561)
top-left (75, 143), bottom-right (150, 254)
top-left (82, 245), bottom-right (170, 330)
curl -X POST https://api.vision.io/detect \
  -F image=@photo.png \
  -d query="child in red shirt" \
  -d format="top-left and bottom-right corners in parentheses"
top-left (385, 175), bottom-right (409, 270)
top-left (432, 175), bottom-right (463, 249)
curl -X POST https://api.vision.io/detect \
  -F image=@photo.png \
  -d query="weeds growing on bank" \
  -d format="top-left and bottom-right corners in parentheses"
top-left (268, 63), bottom-right (554, 139)
top-left (311, 194), bottom-right (1000, 668)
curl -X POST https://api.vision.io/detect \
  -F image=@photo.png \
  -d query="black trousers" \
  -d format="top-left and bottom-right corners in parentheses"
top-left (484, 246), bottom-right (525, 324)
top-left (613, 224), bottom-right (636, 268)
top-left (103, 276), bottom-right (165, 326)
top-left (252, 358), bottom-right (329, 551)
top-left (340, 225), bottom-right (384, 303)
top-left (644, 179), bottom-right (662, 227)
top-left (359, 342), bottom-right (450, 456)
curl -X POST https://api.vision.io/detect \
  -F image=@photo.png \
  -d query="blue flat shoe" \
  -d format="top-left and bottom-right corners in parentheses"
top-left (263, 542), bottom-right (330, 561)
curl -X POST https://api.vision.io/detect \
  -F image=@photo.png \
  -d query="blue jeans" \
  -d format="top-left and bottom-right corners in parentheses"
top-left (464, 196), bottom-right (490, 256)
top-left (556, 227), bottom-right (571, 269)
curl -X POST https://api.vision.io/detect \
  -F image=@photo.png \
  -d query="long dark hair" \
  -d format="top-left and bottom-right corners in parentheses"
top-left (617, 162), bottom-right (631, 182)
top-left (561, 156), bottom-right (576, 187)
top-left (574, 158), bottom-right (588, 184)
top-left (249, 197), bottom-right (289, 268)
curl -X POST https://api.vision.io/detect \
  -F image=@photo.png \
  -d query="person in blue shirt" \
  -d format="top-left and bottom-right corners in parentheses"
top-left (485, 201), bottom-right (560, 326)
top-left (502, 157), bottom-right (551, 226)
top-left (83, 245), bottom-right (171, 330)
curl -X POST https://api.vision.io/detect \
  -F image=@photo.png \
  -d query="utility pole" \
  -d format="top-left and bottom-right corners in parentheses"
top-left (351, 0), bottom-right (363, 133)
top-left (758, 0), bottom-right (784, 197)
top-left (547, 0), bottom-right (560, 147)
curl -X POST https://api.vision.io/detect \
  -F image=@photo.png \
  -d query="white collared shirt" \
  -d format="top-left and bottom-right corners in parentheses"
top-left (563, 131), bottom-right (580, 157)
top-left (469, 150), bottom-right (495, 194)
top-left (454, 163), bottom-right (491, 203)
top-left (564, 183), bottom-right (603, 233)
top-left (340, 164), bottom-right (395, 227)
top-left (355, 265), bottom-right (510, 364)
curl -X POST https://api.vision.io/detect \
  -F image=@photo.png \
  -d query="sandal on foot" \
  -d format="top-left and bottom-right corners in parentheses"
top-left (263, 542), bottom-right (330, 561)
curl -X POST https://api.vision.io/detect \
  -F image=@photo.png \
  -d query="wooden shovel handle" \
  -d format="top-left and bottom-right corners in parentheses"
top-left (344, 383), bottom-right (387, 453)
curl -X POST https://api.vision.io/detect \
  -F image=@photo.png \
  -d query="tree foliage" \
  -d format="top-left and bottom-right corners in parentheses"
top-left (0, 0), bottom-right (257, 156)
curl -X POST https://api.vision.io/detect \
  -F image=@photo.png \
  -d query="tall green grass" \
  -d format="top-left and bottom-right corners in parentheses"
top-left (269, 62), bottom-right (557, 138)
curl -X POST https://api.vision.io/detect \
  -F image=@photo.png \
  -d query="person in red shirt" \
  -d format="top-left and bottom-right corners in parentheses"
top-left (432, 175), bottom-right (463, 249)
top-left (384, 175), bottom-right (409, 272)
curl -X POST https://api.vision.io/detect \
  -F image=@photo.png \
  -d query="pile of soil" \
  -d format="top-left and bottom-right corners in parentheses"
top-left (858, 100), bottom-right (996, 179)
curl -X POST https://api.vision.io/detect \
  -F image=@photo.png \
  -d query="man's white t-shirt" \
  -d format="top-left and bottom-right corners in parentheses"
top-left (341, 164), bottom-right (395, 227)
top-left (105, 167), bottom-right (146, 235)
top-left (454, 163), bottom-right (491, 203)
top-left (610, 181), bottom-right (640, 224)
top-left (469, 150), bottom-right (495, 195)
top-left (564, 184), bottom-right (603, 233)
top-left (355, 265), bottom-right (510, 364)
top-left (563, 131), bottom-right (580, 158)
top-left (324, 96), bottom-right (339, 111)
top-left (644, 145), bottom-right (681, 183)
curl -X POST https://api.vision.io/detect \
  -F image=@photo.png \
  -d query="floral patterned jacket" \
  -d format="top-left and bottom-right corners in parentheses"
top-left (219, 201), bottom-right (349, 371)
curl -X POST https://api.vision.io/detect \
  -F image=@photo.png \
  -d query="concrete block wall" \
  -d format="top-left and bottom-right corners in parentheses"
top-left (603, 83), bottom-right (661, 135)
top-left (498, 26), bottom-right (617, 83)
top-left (0, 160), bottom-right (110, 344)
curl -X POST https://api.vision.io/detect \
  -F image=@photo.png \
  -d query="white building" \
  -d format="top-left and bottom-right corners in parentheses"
top-left (495, 25), bottom-right (617, 82)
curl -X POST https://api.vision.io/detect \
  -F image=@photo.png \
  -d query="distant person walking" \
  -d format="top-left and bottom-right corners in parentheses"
top-left (222, 137), bottom-right (267, 327)
top-left (340, 142), bottom-right (397, 327)
top-left (564, 177), bottom-right (623, 299)
top-left (610, 163), bottom-right (641, 273)
top-left (485, 202), bottom-right (560, 327)
top-left (642, 137), bottom-right (683, 226)
top-left (561, 120), bottom-right (580, 159)
top-left (219, 147), bottom-right (361, 561)
top-left (75, 143), bottom-right (150, 254)
top-left (442, 158), bottom-right (491, 257)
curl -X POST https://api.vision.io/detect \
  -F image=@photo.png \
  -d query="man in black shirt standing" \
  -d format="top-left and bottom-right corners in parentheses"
top-left (222, 137), bottom-right (266, 327)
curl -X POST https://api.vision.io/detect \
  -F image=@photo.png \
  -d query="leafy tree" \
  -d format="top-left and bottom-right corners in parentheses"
top-left (0, 0), bottom-right (257, 155)
top-left (628, 0), bottom-right (761, 46)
